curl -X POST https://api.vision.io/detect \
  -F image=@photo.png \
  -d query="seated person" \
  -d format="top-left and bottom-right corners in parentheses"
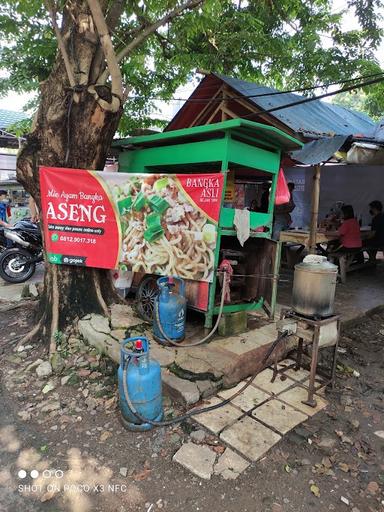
top-left (327, 204), bottom-right (362, 252)
top-left (365, 200), bottom-right (384, 261)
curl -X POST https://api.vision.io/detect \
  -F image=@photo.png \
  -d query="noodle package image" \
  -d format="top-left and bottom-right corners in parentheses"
top-left (39, 167), bottom-right (224, 282)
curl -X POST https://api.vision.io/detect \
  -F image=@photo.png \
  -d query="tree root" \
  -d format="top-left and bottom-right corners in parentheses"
top-left (49, 264), bottom-right (59, 354)
top-left (15, 316), bottom-right (45, 351)
top-left (93, 268), bottom-right (110, 318)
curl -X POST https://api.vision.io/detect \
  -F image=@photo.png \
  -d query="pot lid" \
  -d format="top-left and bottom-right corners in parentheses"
top-left (295, 255), bottom-right (338, 273)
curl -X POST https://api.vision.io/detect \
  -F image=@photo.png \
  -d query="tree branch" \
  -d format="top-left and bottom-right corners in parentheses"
top-left (106, 0), bottom-right (126, 32)
top-left (154, 30), bottom-right (174, 59)
top-left (44, 0), bottom-right (76, 87)
top-left (98, 0), bottom-right (204, 84)
top-left (87, 0), bottom-right (123, 111)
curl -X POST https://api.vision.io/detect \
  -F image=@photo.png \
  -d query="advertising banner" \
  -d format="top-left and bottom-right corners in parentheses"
top-left (39, 167), bottom-right (224, 283)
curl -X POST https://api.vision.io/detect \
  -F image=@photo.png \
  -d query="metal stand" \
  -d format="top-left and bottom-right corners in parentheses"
top-left (277, 309), bottom-right (340, 408)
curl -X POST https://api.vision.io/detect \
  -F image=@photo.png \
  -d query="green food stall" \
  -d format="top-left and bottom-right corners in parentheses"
top-left (114, 119), bottom-right (302, 328)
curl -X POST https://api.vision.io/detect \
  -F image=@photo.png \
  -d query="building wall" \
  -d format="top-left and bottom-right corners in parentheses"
top-left (284, 164), bottom-right (384, 228)
top-left (0, 153), bottom-right (17, 182)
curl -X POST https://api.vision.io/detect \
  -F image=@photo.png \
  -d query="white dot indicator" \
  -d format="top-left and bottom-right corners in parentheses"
top-left (18, 470), bottom-right (27, 479)
top-left (30, 470), bottom-right (39, 479)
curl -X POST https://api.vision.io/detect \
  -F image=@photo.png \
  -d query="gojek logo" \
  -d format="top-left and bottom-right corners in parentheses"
top-left (47, 253), bottom-right (62, 264)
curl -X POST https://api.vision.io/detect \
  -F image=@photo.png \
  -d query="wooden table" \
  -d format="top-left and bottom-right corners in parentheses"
top-left (279, 227), bottom-right (372, 247)
top-left (279, 228), bottom-right (373, 273)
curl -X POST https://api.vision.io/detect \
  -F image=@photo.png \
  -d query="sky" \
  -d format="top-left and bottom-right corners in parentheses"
top-left (0, 0), bottom-right (383, 117)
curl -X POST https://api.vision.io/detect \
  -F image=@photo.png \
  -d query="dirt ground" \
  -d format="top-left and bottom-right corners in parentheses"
top-left (0, 298), bottom-right (383, 512)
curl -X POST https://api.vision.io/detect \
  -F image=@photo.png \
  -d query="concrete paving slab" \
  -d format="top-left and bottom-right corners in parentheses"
top-left (252, 368), bottom-right (296, 395)
top-left (221, 336), bottom-right (298, 388)
top-left (218, 382), bottom-right (270, 412)
top-left (149, 342), bottom-right (176, 367)
top-left (275, 359), bottom-right (311, 382)
top-left (280, 366), bottom-right (310, 383)
top-left (301, 380), bottom-right (327, 397)
top-left (110, 304), bottom-right (142, 329)
top-left (173, 442), bottom-right (216, 480)
top-left (256, 323), bottom-right (279, 339)
top-left (0, 266), bottom-right (43, 301)
top-left (213, 448), bottom-right (250, 480)
top-left (278, 386), bottom-right (328, 416)
top-left (175, 345), bottom-right (234, 379)
top-left (193, 397), bottom-right (243, 434)
top-left (0, 283), bottom-right (23, 301)
top-left (220, 416), bottom-right (281, 462)
top-left (196, 379), bottom-right (221, 399)
top-left (162, 372), bottom-right (200, 405)
top-left (213, 330), bottom-right (273, 356)
top-left (251, 398), bottom-right (308, 435)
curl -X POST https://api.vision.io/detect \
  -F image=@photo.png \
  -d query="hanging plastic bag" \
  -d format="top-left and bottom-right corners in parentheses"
top-left (274, 168), bottom-right (290, 205)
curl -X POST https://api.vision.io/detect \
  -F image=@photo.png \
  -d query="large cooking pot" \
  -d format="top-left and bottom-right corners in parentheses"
top-left (292, 255), bottom-right (338, 318)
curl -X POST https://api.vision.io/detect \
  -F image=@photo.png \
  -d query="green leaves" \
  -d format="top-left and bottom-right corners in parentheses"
top-left (0, 0), bottom-right (382, 130)
top-left (0, 1), bottom-right (55, 96)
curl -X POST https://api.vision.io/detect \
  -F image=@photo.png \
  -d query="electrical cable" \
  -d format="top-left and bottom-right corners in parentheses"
top-left (124, 71), bottom-right (384, 103)
top-left (121, 72), bottom-right (384, 125)
top-left (121, 329), bottom-right (289, 427)
top-left (238, 74), bottom-right (384, 120)
top-left (65, 93), bottom-right (74, 165)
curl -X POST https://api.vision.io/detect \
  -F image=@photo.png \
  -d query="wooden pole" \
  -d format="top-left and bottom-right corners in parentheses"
top-left (221, 90), bottom-right (228, 121)
top-left (309, 164), bottom-right (321, 254)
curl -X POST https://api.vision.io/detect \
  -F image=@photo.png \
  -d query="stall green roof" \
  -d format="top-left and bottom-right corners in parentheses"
top-left (113, 118), bottom-right (303, 152)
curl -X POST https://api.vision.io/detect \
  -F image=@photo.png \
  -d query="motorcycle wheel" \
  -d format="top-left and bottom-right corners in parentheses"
top-left (0, 248), bottom-right (36, 283)
top-left (135, 275), bottom-right (158, 322)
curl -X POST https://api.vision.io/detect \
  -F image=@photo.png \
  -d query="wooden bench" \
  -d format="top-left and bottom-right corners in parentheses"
top-left (329, 249), bottom-right (371, 284)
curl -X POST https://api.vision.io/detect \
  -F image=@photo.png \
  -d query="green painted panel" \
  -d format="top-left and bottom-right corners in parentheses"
top-left (250, 211), bottom-right (272, 229)
top-left (119, 138), bottom-right (228, 172)
top-left (219, 229), bottom-right (272, 238)
top-left (219, 207), bottom-right (234, 227)
top-left (268, 171), bottom-right (278, 214)
top-left (212, 298), bottom-right (264, 314)
top-left (113, 118), bottom-right (303, 152)
top-left (227, 138), bottom-right (280, 173)
top-left (219, 209), bottom-right (272, 230)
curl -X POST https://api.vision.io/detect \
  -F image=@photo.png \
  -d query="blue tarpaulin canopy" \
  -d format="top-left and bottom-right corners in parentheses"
top-left (289, 135), bottom-right (348, 165)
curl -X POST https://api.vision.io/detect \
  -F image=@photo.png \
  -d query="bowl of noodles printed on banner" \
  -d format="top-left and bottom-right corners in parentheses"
top-left (112, 175), bottom-right (216, 281)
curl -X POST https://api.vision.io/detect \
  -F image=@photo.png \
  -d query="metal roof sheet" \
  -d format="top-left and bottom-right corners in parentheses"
top-left (0, 109), bottom-right (27, 130)
top-left (217, 74), bottom-right (376, 138)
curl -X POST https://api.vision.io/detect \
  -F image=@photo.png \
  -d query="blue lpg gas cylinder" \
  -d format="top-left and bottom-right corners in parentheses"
top-left (118, 337), bottom-right (163, 431)
top-left (153, 276), bottom-right (187, 344)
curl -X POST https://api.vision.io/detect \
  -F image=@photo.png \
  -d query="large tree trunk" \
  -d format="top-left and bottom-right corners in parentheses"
top-left (16, 2), bottom-right (124, 349)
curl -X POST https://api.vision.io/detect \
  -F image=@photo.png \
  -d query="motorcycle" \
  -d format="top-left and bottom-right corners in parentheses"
top-left (0, 220), bottom-right (43, 283)
top-left (0, 226), bottom-right (8, 252)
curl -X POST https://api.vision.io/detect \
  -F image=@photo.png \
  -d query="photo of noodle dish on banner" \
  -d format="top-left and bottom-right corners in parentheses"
top-left (113, 173), bottom-right (224, 283)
